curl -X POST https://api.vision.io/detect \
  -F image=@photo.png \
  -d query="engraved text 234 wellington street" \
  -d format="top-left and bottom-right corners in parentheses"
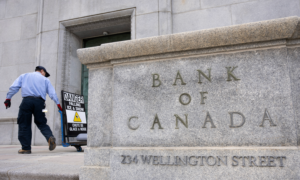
top-left (121, 155), bottom-right (286, 167)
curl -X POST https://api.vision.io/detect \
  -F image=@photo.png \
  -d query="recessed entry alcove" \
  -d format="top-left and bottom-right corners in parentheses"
top-left (57, 8), bottom-right (135, 117)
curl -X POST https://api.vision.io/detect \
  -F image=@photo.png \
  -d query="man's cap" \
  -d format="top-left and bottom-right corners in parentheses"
top-left (36, 66), bottom-right (50, 77)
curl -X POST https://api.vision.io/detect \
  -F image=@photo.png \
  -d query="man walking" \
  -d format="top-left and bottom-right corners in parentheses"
top-left (4, 66), bottom-right (63, 154)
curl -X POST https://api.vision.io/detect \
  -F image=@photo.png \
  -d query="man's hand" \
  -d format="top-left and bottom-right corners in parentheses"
top-left (57, 104), bottom-right (63, 111)
top-left (4, 99), bottom-right (11, 109)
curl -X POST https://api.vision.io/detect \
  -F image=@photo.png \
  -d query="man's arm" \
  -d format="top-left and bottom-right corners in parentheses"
top-left (4, 75), bottom-right (23, 109)
top-left (6, 75), bottom-right (23, 99)
top-left (46, 79), bottom-right (62, 111)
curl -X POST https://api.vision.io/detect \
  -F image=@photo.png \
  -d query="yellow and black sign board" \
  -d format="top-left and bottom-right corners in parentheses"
top-left (61, 91), bottom-right (87, 137)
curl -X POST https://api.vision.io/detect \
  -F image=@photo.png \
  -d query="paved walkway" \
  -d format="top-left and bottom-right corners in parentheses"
top-left (0, 145), bottom-right (84, 180)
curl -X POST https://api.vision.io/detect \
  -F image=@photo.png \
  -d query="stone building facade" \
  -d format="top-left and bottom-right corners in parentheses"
top-left (0, 0), bottom-right (299, 146)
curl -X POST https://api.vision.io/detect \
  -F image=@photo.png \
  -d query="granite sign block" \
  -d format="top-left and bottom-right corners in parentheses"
top-left (111, 47), bottom-right (296, 147)
top-left (77, 17), bottom-right (300, 179)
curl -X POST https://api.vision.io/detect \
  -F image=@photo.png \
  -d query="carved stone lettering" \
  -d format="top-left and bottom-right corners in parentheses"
top-left (197, 69), bottom-right (211, 84)
top-left (206, 156), bottom-right (217, 166)
top-left (159, 156), bottom-right (166, 165)
top-left (229, 112), bottom-right (246, 128)
top-left (260, 108), bottom-right (277, 127)
top-left (267, 156), bottom-right (276, 167)
top-left (226, 66), bottom-right (240, 81)
top-left (132, 155), bottom-right (138, 164)
top-left (121, 155), bottom-right (127, 164)
top-left (141, 155), bottom-right (152, 164)
top-left (232, 156), bottom-right (239, 166)
top-left (239, 156), bottom-right (249, 167)
top-left (128, 109), bottom-right (279, 130)
top-left (259, 156), bottom-right (267, 167)
top-left (126, 155), bottom-right (132, 164)
top-left (200, 91), bottom-right (208, 104)
top-left (188, 156), bottom-right (198, 166)
top-left (153, 156), bottom-right (159, 165)
top-left (177, 156), bottom-right (187, 166)
top-left (122, 155), bottom-right (286, 167)
top-left (202, 111), bottom-right (216, 128)
top-left (179, 93), bottom-right (191, 105)
top-left (277, 156), bottom-right (286, 167)
top-left (199, 156), bottom-right (205, 166)
top-left (166, 156), bottom-right (173, 165)
top-left (175, 114), bottom-right (188, 129)
top-left (174, 156), bottom-right (178, 166)
top-left (173, 71), bottom-right (186, 85)
top-left (151, 114), bottom-right (163, 129)
top-left (249, 156), bottom-right (258, 167)
top-left (152, 74), bottom-right (162, 87)
top-left (127, 116), bottom-right (140, 130)
top-left (217, 156), bottom-right (227, 166)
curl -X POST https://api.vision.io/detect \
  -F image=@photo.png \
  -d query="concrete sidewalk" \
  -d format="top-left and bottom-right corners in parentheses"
top-left (0, 145), bottom-right (84, 180)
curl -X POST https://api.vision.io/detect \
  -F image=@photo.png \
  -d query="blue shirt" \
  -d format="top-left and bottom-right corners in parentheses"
top-left (6, 72), bottom-right (60, 104)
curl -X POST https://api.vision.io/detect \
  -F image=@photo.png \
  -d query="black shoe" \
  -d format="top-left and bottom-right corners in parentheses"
top-left (48, 136), bottom-right (56, 151)
top-left (18, 149), bottom-right (31, 154)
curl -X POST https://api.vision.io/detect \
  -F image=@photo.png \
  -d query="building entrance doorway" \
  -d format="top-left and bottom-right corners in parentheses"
top-left (82, 32), bottom-right (131, 119)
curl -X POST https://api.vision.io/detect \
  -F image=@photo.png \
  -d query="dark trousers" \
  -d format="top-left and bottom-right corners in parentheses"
top-left (17, 97), bottom-right (53, 150)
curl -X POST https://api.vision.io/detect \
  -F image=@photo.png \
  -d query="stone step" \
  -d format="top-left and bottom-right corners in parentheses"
top-left (0, 145), bottom-right (84, 180)
top-left (0, 162), bottom-right (79, 180)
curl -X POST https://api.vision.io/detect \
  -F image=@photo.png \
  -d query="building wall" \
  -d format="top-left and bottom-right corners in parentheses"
top-left (0, 0), bottom-right (299, 146)
top-left (0, 0), bottom-right (39, 145)
top-left (172, 0), bottom-right (300, 33)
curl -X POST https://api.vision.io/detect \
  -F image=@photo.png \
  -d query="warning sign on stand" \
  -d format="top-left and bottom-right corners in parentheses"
top-left (73, 112), bottom-right (82, 122)
top-left (61, 91), bottom-right (87, 137)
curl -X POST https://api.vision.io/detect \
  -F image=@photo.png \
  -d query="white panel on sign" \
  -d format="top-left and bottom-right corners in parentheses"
top-left (66, 110), bottom-right (87, 124)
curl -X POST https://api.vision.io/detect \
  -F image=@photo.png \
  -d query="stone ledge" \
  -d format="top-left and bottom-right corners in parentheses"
top-left (110, 146), bottom-right (299, 150)
top-left (61, 8), bottom-right (135, 28)
top-left (109, 39), bottom-right (286, 66)
top-left (0, 146), bottom-right (84, 180)
top-left (0, 162), bottom-right (80, 180)
top-left (0, 117), bottom-right (17, 122)
top-left (78, 16), bottom-right (299, 65)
